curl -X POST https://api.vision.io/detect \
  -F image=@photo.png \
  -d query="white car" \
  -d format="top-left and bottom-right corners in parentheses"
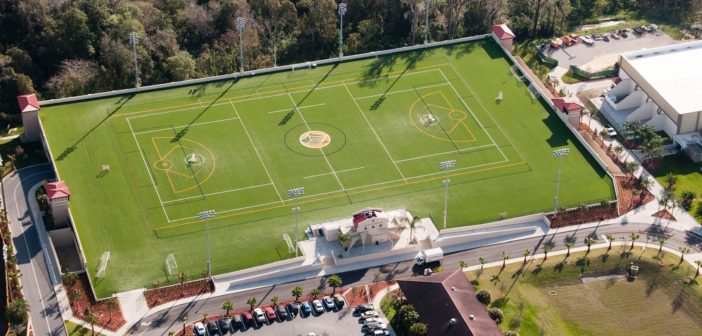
top-left (362, 317), bottom-right (381, 325)
top-left (312, 299), bottom-right (324, 314)
top-left (193, 322), bottom-right (206, 336)
top-left (361, 310), bottom-right (379, 319)
top-left (322, 296), bottom-right (335, 310)
top-left (253, 307), bottom-right (266, 323)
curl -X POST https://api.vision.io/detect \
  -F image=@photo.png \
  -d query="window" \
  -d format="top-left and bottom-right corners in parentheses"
top-left (379, 224), bottom-right (383, 227)
top-left (372, 226), bottom-right (375, 229)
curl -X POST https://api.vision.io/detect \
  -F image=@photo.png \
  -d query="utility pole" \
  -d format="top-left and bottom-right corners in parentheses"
top-left (424, 0), bottom-right (431, 45)
top-left (439, 160), bottom-right (456, 230)
top-left (236, 17), bottom-right (247, 74)
top-left (338, 2), bottom-right (347, 58)
top-left (288, 187), bottom-right (304, 257)
top-left (128, 31), bottom-right (140, 88)
top-left (552, 148), bottom-right (570, 216)
top-left (197, 210), bottom-right (216, 280)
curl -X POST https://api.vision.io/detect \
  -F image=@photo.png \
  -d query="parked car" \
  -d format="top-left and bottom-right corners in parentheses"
top-left (568, 33), bottom-right (579, 42)
top-left (365, 330), bottom-right (390, 336)
top-left (362, 317), bottom-right (381, 325)
top-left (354, 304), bottom-right (374, 314)
top-left (633, 26), bottom-right (643, 34)
top-left (603, 35), bottom-right (610, 42)
top-left (264, 307), bottom-right (277, 322)
top-left (610, 32), bottom-right (620, 39)
top-left (276, 304), bottom-right (289, 319)
top-left (361, 310), bottom-right (380, 319)
top-left (218, 318), bottom-right (230, 334)
top-left (312, 299), bottom-right (325, 314)
top-left (333, 294), bottom-right (345, 307)
top-left (231, 314), bottom-right (243, 330)
top-left (362, 322), bottom-right (387, 333)
top-left (322, 296), bottom-right (335, 310)
top-left (287, 302), bottom-right (300, 316)
top-left (193, 322), bottom-right (206, 336)
top-left (207, 321), bottom-right (220, 336)
top-left (243, 312), bottom-right (254, 326)
top-left (301, 301), bottom-right (313, 316)
top-left (253, 308), bottom-right (266, 324)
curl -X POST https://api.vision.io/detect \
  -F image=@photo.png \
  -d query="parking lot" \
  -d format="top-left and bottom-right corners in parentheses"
top-left (545, 29), bottom-right (678, 70)
top-left (197, 300), bottom-right (394, 336)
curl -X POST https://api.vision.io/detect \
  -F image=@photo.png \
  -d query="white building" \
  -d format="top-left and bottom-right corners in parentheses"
top-left (601, 40), bottom-right (702, 160)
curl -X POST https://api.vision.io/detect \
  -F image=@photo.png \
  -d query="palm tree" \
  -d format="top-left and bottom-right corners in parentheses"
top-left (522, 249), bottom-right (530, 264)
top-left (106, 297), bottom-right (118, 321)
top-left (613, 145), bottom-right (624, 160)
top-left (292, 286), bottom-right (303, 302)
top-left (222, 300), bottom-right (233, 316)
top-left (328, 275), bottom-right (342, 294)
top-left (565, 241), bottom-right (574, 257)
top-left (202, 312), bottom-right (209, 322)
top-left (579, 109), bottom-right (589, 124)
top-left (338, 232), bottom-right (351, 250)
top-left (678, 247), bottom-right (689, 265)
top-left (84, 309), bottom-right (98, 336)
top-left (181, 314), bottom-right (189, 335)
top-left (585, 237), bottom-right (594, 255)
top-left (695, 260), bottom-right (701, 278)
top-left (478, 257), bottom-right (486, 271)
top-left (606, 234), bottom-right (615, 251)
top-left (246, 297), bottom-right (257, 312)
top-left (657, 238), bottom-right (666, 254)
top-left (542, 243), bottom-right (553, 260)
top-left (62, 272), bottom-right (78, 287)
top-left (625, 161), bottom-right (640, 175)
top-left (588, 108), bottom-right (600, 130)
top-left (629, 233), bottom-right (640, 251)
top-left (665, 172), bottom-right (677, 189)
top-left (458, 260), bottom-right (466, 269)
top-left (178, 272), bottom-right (187, 289)
top-left (5, 298), bottom-right (28, 325)
top-left (410, 216), bottom-right (421, 244)
top-left (598, 129), bottom-right (609, 141)
top-left (642, 135), bottom-right (664, 167)
top-left (501, 252), bottom-right (508, 268)
top-left (271, 296), bottom-right (280, 306)
top-left (310, 288), bottom-right (321, 299)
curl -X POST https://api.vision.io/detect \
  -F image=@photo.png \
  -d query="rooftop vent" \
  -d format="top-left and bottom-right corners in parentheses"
top-left (468, 315), bottom-right (475, 321)
top-left (451, 286), bottom-right (456, 291)
top-left (449, 318), bottom-right (457, 325)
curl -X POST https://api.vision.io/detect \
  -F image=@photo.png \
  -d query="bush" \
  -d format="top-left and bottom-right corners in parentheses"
top-left (504, 331), bottom-right (520, 336)
top-left (408, 322), bottom-right (429, 336)
top-left (508, 316), bottom-right (522, 330)
top-left (476, 289), bottom-right (492, 305)
top-left (488, 307), bottom-right (504, 324)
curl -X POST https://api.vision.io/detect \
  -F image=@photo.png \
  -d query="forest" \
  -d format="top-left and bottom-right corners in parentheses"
top-left (0, 0), bottom-right (700, 128)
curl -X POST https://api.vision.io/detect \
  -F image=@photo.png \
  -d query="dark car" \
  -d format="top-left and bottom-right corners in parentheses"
top-left (287, 302), bottom-right (300, 316)
top-left (218, 318), bottom-right (230, 334)
top-left (603, 35), bottom-right (610, 42)
top-left (333, 294), bottom-right (345, 307)
top-left (243, 312), bottom-right (254, 327)
top-left (231, 314), bottom-right (243, 330)
top-left (207, 321), bottom-right (220, 336)
top-left (633, 27), bottom-right (643, 34)
top-left (276, 305), bottom-right (289, 319)
top-left (301, 301), bottom-right (313, 316)
top-left (354, 304), bottom-right (374, 314)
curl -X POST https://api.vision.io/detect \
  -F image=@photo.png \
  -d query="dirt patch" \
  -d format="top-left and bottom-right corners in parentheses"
top-left (344, 285), bottom-right (369, 307)
top-left (547, 203), bottom-right (619, 228)
top-left (652, 209), bottom-right (676, 221)
top-left (368, 281), bottom-right (396, 302)
top-left (144, 279), bottom-right (214, 308)
top-left (615, 175), bottom-right (655, 214)
top-left (64, 273), bottom-right (126, 331)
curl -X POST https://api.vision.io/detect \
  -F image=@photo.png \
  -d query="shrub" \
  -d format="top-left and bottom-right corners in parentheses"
top-left (509, 316), bottom-right (522, 330)
top-left (476, 289), bottom-right (492, 305)
top-left (408, 322), bottom-right (429, 336)
top-left (488, 307), bottom-right (504, 324)
top-left (504, 331), bottom-right (520, 336)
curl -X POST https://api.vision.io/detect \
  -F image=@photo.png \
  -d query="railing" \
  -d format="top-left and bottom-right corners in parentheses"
top-left (536, 48), bottom-right (559, 67)
top-left (569, 64), bottom-right (618, 80)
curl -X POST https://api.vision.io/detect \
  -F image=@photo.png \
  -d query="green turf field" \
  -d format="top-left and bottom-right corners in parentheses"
top-left (40, 39), bottom-right (614, 297)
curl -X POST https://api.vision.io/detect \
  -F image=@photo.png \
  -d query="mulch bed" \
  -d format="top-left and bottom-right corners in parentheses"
top-left (144, 279), bottom-right (214, 308)
top-left (652, 209), bottom-right (676, 221)
top-left (615, 175), bottom-right (655, 214)
top-left (64, 273), bottom-right (126, 331)
top-left (368, 281), bottom-right (396, 301)
top-left (547, 203), bottom-right (619, 228)
top-left (343, 285), bottom-right (369, 307)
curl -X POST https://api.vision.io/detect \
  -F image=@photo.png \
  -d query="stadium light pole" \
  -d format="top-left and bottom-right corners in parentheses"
top-left (423, 0), bottom-right (431, 45)
top-left (236, 17), bottom-right (247, 74)
top-left (439, 160), bottom-right (456, 230)
top-left (128, 31), bottom-right (140, 88)
top-left (288, 187), bottom-right (304, 257)
top-left (197, 210), bottom-right (216, 280)
top-left (552, 148), bottom-right (570, 216)
top-left (338, 2), bottom-right (347, 58)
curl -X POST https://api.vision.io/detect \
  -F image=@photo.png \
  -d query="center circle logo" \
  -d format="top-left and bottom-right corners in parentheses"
top-left (299, 130), bottom-right (331, 149)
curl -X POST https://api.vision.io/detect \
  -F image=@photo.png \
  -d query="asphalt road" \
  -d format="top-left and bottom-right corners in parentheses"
top-left (2, 164), bottom-right (65, 336)
top-left (134, 220), bottom-right (702, 335)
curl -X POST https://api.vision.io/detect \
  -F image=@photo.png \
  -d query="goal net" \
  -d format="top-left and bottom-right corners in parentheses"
top-left (283, 233), bottom-right (294, 253)
top-left (166, 253), bottom-right (178, 275)
top-left (96, 251), bottom-right (111, 278)
top-left (527, 83), bottom-right (540, 102)
top-left (510, 65), bottom-right (526, 81)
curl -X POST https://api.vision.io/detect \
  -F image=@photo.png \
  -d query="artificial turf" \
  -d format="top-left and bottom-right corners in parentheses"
top-left (39, 38), bottom-right (614, 297)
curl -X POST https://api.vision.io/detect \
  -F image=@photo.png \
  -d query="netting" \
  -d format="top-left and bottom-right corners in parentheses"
top-left (96, 251), bottom-right (110, 278)
top-left (283, 233), bottom-right (294, 253)
top-left (166, 253), bottom-right (178, 275)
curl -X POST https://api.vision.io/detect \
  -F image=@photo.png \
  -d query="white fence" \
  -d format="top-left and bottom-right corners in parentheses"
top-left (39, 34), bottom-right (490, 107)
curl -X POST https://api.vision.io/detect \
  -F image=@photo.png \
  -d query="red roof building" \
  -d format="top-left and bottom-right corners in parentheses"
top-left (45, 181), bottom-right (71, 200)
top-left (16, 94), bottom-right (40, 113)
top-left (352, 208), bottom-right (383, 230)
top-left (491, 24), bottom-right (516, 40)
top-left (552, 98), bottom-right (584, 113)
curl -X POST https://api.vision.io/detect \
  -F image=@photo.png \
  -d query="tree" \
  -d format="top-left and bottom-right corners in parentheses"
top-left (613, 145), bottom-right (624, 159)
top-left (657, 238), bottom-right (667, 254)
top-left (522, 249), bottom-right (530, 264)
top-left (665, 172), bottom-right (677, 189)
top-left (501, 251), bottom-right (509, 268)
top-left (409, 216), bottom-right (421, 244)
top-left (408, 322), bottom-right (429, 336)
top-left (678, 247), bottom-right (689, 265)
top-left (642, 135), bottom-right (664, 167)
top-left (178, 272), bottom-right (187, 288)
top-left (399, 304), bottom-right (420, 327)
top-left (246, 297), bottom-right (257, 311)
top-left (328, 274), bottom-right (342, 294)
top-left (476, 289), bottom-right (492, 305)
top-left (84, 309), bottom-right (98, 336)
top-left (45, 59), bottom-right (98, 97)
top-left (488, 307), bottom-right (504, 324)
top-left (459, 260), bottom-right (466, 269)
top-left (565, 240), bottom-right (574, 257)
top-left (542, 242), bottom-right (553, 260)
top-left (165, 51), bottom-right (197, 81)
top-left (271, 295), bottom-right (280, 306)
top-left (338, 232), bottom-right (351, 249)
top-left (291, 286), bottom-right (303, 302)
top-left (62, 272), bottom-right (78, 287)
top-left (401, 0), bottom-right (422, 45)
top-left (625, 161), bottom-right (640, 175)
top-left (679, 190), bottom-right (696, 210)
top-left (310, 288), bottom-right (321, 299)
top-left (181, 314), bottom-right (189, 335)
top-left (296, 0), bottom-right (338, 59)
top-left (256, 0), bottom-right (297, 67)
top-left (584, 237), bottom-right (594, 255)
top-left (478, 257), bottom-right (486, 271)
top-left (5, 298), bottom-right (28, 325)
top-left (222, 300), bottom-right (233, 316)
top-left (106, 297), bottom-right (118, 321)
top-left (53, 7), bottom-right (95, 60)
top-left (629, 233), bottom-right (639, 251)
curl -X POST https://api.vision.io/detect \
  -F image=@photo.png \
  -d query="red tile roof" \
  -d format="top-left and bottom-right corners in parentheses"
top-left (16, 94), bottom-right (40, 113)
top-left (397, 270), bottom-right (502, 336)
top-left (45, 181), bottom-right (71, 200)
top-left (492, 24), bottom-right (516, 40)
top-left (352, 208), bottom-right (382, 230)
top-left (552, 98), bottom-right (584, 112)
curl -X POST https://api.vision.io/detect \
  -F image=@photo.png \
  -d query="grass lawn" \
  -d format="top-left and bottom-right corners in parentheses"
top-left (40, 38), bottom-right (613, 297)
top-left (468, 247), bottom-right (702, 335)
top-left (64, 321), bottom-right (103, 336)
top-left (653, 153), bottom-right (702, 222)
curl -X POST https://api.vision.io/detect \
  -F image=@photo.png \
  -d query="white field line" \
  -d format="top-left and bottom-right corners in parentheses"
top-left (132, 117), bottom-right (240, 135)
top-left (126, 118), bottom-right (171, 222)
top-left (394, 144), bottom-right (498, 163)
top-left (344, 84), bottom-right (407, 182)
top-left (267, 103), bottom-right (326, 114)
top-left (127, 101), bottom-right (231, 120)
top-left (287, 93), bottom-right (346, 190)
top-left (353, 82), bottom-right (450, 100)
top-left (304, 166), bottom-right (365, 179)
top-left (437, 69), bottom-right (508, 162)
top-left (161, 183), bottom-right (273, 204)
top-left (230, 101), bottom-right (285, 204)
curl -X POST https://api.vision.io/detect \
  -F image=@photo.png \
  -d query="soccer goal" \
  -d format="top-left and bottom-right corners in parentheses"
top-left (165, 253), bottom-right (178, 276)
top-left (510, 65), bottom-right (526, 82)
top-left (96, 251), bottom-right (111, 278)
top-left (283, 233), bottom-right (295, 254)
top-left (527, 83), bottom-right (541, 101)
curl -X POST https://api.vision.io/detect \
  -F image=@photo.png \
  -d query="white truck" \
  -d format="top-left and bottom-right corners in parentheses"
top-left (415, 247), bottom-right (444, 265)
